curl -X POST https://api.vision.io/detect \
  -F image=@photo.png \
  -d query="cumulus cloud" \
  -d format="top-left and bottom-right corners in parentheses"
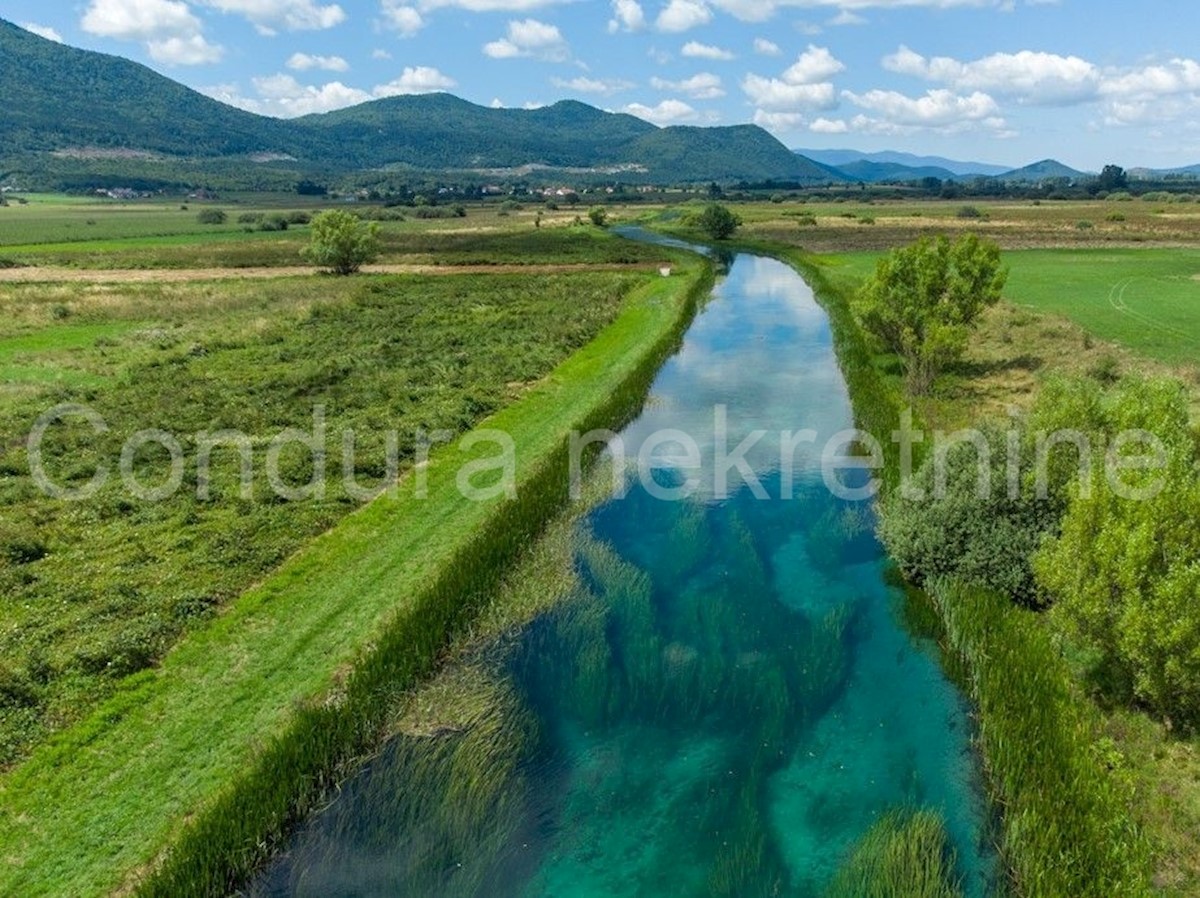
top-left (608, 0), bottom-right (646, 31)
top-left (81, 0), bottom-right (224, 64)
top-left (205, 65), bottom-right (456, 116)
top-left (197, 0), bottom-right (346, 34)
top-left (21, 22), bottom-right (64, 42)
top-left (484, 18), bottom-right (569, 61)
top-left (710, 0), bottom-right (1025, 18)
top-left (656, 0), bottom-right (712, 32)
top-left (624, 98), bottom-right (707, 124)
top-left (287, 52), bottom-right (349, 71)
top-left (741, 44), bottom-right (843, 116)
top-left (681, 41), bottom-right (734, 61)
top-left (753, 38), bottom-right (781, 56)
top-left (883, 45), bottom-right (1100, 104)
top-left (380, 1), bottom-right (424, 35)
top-left (650, 72), bottom-right (725, 98)
top-left (551, 75), bottom-right (635, 94)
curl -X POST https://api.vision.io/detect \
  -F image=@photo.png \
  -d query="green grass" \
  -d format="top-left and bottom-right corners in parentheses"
top-left (0, 269), bottom-right (645, 766)
top-left (0, 258), bottom-right (708, 897)
top-left (1004, 248), bottom-right (1200, 365)
top-left (825, 810), bottom-right (963, 898)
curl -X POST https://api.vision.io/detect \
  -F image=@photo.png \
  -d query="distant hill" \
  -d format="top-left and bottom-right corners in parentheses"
top-left (831, 160), bottom-right (961, 183)
top-left (1129, 164), bottom-right (1200, 180)
top-left (997, 159), bottom-right (1089, 182)
top-left (796, 148), bottom-right (1010, 178)
top-left (0, 18), bottom-right (839, 185)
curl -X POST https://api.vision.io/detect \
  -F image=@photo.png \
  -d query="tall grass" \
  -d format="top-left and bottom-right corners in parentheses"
top-left (825, 810), bottom-right (964, 898)
top-left (929, 581), bottom-right (1152, 898)
top-left (133, 263), bottom-right (714, 897)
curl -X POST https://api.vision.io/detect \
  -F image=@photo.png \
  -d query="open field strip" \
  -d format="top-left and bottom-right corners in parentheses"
top-left (0, 258), bottom-right (708, 897)
top-left (0, 262), bottom-right (662, 283)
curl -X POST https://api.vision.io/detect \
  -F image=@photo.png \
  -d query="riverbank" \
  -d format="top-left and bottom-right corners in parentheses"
top-left (0, 258), bottom-right (711, 897)
top-left (763, 237), bottom-right (1155, 897)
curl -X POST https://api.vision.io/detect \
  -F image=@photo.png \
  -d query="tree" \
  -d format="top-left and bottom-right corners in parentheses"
top-left (196, 208), bottom-right (227, 225)
top-left (858, 234), bottom-right (1007, 394)
top-left (587, 206), bottom-right (609, 227)
top-left (1096, 164), bottom-right (1128, 192)
top-left (1035, 378), bottom-right (1200, 725)
top-left (697, 203), bottom-right (741, 241)
top-left (301, 210), bottom-right (380, 275)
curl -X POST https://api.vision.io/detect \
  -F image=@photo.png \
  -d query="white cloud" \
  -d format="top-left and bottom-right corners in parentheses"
top-left (287, 52), bottom-right (349, 71)
top-left (374, 65), bottom-right (457, 95)
top-left (149, 34), bottom-right (224, 63)
top-left (828, 9), bottom-right (866, 24)
top-left (710, 0), bottom-right (1025, 18)
top-left (656, 0), bottom-right (712, 32)
top-left (752, 109), bottom-right (807, 132)
top-left (842, 87), bottom-right (1007, 134)
top-left (883, 45), bottom-right (1100, 105)
top-left (81, 0), bottom-right (224, 65)
top-left (741, 45), bottom-right (843, 114)
top-left (608, 0), bottom-right (646, 31)
top-left (681, 41), bottom-right (734, 61)
top-left (381, 1), bottom-right (424, 35)
top-left (624, 98), bottom-right (703, 124)
top-left (811, 116), bottom-right (849, 133)
top-left (753, 37), bottom-right (781, 56)
top-left (551, 76), bottom-right (635, 94)
top-left (196, 0), bottom-right (345, 33)
top-left (484, 18), bottom-right (569, 61)
top-left (204, 65), bottom-right (456, 117)
top-left (21, 22), bottom-right (64, 42)
top-left (782, 44), bottom-right (845, 82)
top-left (372, 48), bottom-right (393, 59)
top-left (650, 72), bottom-right (725, 98)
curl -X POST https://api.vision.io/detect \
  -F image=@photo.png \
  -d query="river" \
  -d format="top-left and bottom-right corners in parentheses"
top-left (248, 233), bottom-right (996, 898)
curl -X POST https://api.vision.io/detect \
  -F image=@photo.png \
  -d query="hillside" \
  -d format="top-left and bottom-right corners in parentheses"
top-left (998, 159), bottom-right (1088, 182)
top-left (0, 18), bottom-right (834, 185)
top-left (832, 160), bottom-right (960, 183)
top-left (796, 148), bottom-right (1009, 178)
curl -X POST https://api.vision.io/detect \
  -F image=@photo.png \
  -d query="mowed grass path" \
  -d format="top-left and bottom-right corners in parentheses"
top-left (813, 247), bottom-right (1200, 367)
top-left (0, 261), bottom-right (705, 897)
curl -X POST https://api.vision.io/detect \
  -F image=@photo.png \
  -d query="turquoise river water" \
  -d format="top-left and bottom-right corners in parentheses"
top-left (249, 235), bottom-right (997, 897)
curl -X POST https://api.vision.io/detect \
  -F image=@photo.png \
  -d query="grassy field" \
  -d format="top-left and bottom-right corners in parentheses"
top-left (0, 223), bottom-right (705, 895)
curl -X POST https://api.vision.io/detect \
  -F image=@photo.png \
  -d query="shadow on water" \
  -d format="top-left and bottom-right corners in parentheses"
top-left (247, 240), bottom-right (999, 898)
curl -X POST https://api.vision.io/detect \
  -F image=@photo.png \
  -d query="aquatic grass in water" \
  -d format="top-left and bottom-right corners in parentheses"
top-left (248, 244), bottom-right (995, 897)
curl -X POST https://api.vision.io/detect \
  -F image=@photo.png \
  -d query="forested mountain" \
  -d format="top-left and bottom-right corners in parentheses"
top-left (797, 148), bottom-right (1010, 178)
top-left (997, 159), bottom-right (1089, 182)
top-left (0, 19), bottom-right (836, 185)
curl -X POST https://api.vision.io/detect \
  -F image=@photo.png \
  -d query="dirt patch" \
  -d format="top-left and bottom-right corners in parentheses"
top-left (0, 262), bottom-right (659, 284)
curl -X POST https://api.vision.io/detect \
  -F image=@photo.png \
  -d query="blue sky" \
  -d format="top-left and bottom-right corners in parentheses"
top-left (3, 0), bottom-right (1200, 170)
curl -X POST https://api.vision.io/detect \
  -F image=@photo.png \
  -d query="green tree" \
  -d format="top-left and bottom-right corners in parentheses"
top-left (196, 208), bottom-right (227, 225)
top-left (859, 234), bottom-right (1007, 394)
top-left (1096, 164), bottom-right (1128, 192)
top-left (697, 203), bottom-right (741, 240)
top-left (1035, 378), bottom-right (1200, 725)
top-left (587, 206), bottom-right (609, 227)
top-left (301, 210), bottom-right (381, 276)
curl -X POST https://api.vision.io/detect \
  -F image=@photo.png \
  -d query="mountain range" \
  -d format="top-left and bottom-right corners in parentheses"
top-left (1, 19), bottom-right (1195, 190)
top-left (0, 18), bottom-right (830, 185)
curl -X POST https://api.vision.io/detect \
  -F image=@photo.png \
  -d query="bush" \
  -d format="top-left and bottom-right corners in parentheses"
top-left (1035, 378), bottom-right (1200, 725)
top-left (237, 212), bottom-right (263, 224)
top-left (1106, 212), bottom-right (1126, 222)
top-left (301, 209), bottom-right (381, 275)
top-left (956, 205), bottom-right (983, 219)
top-left (794, 213), bottom-right (817, 227)
top-left (196, 209), bottom-right (227, 225)
top-left (258, 215), bottom-right (289, 232)
top-left (880, 426), bottom-right (1067, 607)
top-left (286, 211), bottom-right (312, 226)
top-left (587, 206), bottom-right (609, 227)
top-left (696, 203), bottom-right (741, 240)
top-left (1076, 220), bottom-right (1094, 230)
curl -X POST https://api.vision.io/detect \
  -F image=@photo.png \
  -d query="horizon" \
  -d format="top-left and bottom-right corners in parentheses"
top-left (1, 1), bottom-right (1199, 171)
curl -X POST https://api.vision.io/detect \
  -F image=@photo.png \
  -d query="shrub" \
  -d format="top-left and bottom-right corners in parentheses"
top-left (301, 209), bottom-right (381, 275)
top-left (587, 206), bottom-right (609, 227)
top-left (258, 215), bottom-right (289, 232)
top-left (1088, 353), bottom-right (1121, 384)
top-left (1106, 212), bottom-right (1126, 222)
top-left (286, 211), bottom-right (312, 226)
top-left (1035, 377), bottom-right (1200, 725)
top-left (1076, 220), bottom-right (1094, 230)
top-left (237, 212), bottom-right (263, 224)
top-left (196, 209), bottom-right (227, 225)
top-left (794, 213), bottom-right (818, 227)
top-left (956, 205), bottom-right (982, 219)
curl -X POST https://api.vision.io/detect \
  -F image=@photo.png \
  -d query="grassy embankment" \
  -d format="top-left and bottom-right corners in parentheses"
top-left (0, 248), bottom-right (710, 895)
top-left (702, 227), bottom-right (1158, 897)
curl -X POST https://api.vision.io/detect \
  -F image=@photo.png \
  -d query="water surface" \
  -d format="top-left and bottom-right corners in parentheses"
top-left (250, 240), bottom-right (995, 898)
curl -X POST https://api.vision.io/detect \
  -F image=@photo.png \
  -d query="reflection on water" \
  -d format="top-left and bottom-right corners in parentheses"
top-left (249, 251), bottom-right (996, 898)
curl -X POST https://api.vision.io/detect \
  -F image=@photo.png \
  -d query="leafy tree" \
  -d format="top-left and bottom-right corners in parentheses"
top-left (587, 206), bottom-right (609, 227)
top-left (858, 234), bottom-right (1007, 394)
top-left (301, 210), bottom-right (380, 275)
top-left (1096, 164), bottom-right (1128, 192)
top-left (196, 208), bottom-right (227, 225)
top-left (1035, 378), bottom-right (1200, 725)
top-left (697, 203), bottom-right (741, 240)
